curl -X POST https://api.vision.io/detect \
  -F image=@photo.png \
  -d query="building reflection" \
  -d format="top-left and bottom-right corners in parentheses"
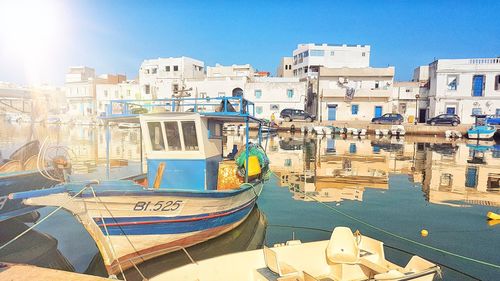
top-left (225, 132), bottom-right (500, 207)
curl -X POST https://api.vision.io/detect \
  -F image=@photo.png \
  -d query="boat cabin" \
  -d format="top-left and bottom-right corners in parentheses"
top-left (140, 113), bottom-right (226, 191)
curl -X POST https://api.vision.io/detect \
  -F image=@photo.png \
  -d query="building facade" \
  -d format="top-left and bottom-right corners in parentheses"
top-left (428, 58), bottom-right (500, 124)
top-left (292, 43), bottom-right (371, 78)
top-left (317, 66), bottom-right (395, 122)
top-left (65, 66), bottom-right (96, 117)
top-left (96, 80), bottom-right (141, 115)
top-left (139, 57), bottom-right (205, 99)
top-left (277, 57), bottom-right (293, 78)
top-left (207, 64), bottom-right (254, 78)
top-left (392, 81), bottom-right (429, 123)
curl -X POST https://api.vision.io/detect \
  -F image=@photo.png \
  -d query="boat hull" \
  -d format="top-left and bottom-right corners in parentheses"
top-left (0, 171), bottom-right (57, 222)
top-left (20, 181), bottom-right (263, 275)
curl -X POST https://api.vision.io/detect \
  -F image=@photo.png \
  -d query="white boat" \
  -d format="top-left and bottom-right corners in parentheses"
top-left (390, 125), bottom-right (406, 136)
top-left (153, 227), bottom-right (440, 281)
top-left (445, 130), bottom-right (462, 138)
top-left (7, 97), bottom-right (269, 276)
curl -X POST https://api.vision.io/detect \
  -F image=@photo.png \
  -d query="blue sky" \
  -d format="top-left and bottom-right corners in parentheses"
top-left (0, 0), bottom-right (499, 85)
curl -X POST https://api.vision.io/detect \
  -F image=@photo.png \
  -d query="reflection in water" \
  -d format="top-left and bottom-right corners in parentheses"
top-left (228, 133), bottom-right (500, 207)
top-left (0, 218), bottom-right (74, 271)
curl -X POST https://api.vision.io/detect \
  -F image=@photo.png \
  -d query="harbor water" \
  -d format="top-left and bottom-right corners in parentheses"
top-left (0, 121), bottom-right (499, 280)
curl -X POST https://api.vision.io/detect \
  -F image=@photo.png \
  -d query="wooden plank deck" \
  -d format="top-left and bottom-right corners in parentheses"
top-left (0, 263), bottom-right (112, 281)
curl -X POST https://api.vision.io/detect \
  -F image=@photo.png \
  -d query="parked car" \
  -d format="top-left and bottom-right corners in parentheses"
top-left (371, 113), bottom-right (403, 124)
top-left (426, 114), bottom-right (460, 126)
top-left (280, 109), bottom-right (315, 122)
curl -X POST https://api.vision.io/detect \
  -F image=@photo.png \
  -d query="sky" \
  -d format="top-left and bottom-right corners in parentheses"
top-left (0, 0), bottom-right (499, 86)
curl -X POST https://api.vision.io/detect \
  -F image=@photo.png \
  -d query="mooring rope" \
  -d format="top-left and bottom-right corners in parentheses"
top-left (270, 171), bottom-right (500, 271)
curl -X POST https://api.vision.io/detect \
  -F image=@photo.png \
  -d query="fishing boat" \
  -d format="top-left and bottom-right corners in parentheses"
top-left (0, 140), bottom-right (60, 222)
top-left (151, 227), bottom-right (440, 281)
top-left (6, 97), bottom-right (270, 275)
top-left (467, 115), bottom-right (497, 140)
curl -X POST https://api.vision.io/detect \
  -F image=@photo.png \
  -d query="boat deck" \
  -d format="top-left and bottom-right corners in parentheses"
top-left (0, 263), bottom-right (112, 281)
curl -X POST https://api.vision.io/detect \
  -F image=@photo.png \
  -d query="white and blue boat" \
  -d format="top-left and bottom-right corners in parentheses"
top-left (6, 97), bottom-right (270, 275)
top-left (467, 114), bottom-right (497, 140)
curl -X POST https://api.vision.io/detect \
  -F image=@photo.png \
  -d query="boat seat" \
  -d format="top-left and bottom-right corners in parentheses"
top-left (326, 227), bottom-right (360, 264)
top-left (263, 246), bottom-right (300, 278)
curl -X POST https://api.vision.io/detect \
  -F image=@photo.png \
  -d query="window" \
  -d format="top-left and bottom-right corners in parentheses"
top-left (145, 85), bottom-right (150, 95)
top-left (303, 50), bottom-right (309, 57)
top-left (255, 90), bottom-right (262, 98)
top-left (496, 108), bottom-right (500, 117)
top-left (152, 68), bottom-right (157, 74)
top-left (472, 75), bottom-right (485, 96)
top-left (270, 104), bottom-right (279, 111)
top-left (181, 121), bottom-right (199, 150)
top-left (145, 69), bottom-right (150, 74)
top-left (164, 122), bottom-right (181, 151)
top-left (362, 52), bottom-right (366, 57)
top-left (173, 65), bottom-right (179, 71)
top-left (330, 51), bottom-right (335, 56)
top-left (256, 106), bottom-right (263, 114)
top-left (440, 173), bottom-right (453, 187)
top-left (208, 121), bottom-right (222, 139)
top-left (165, 66), bottom-right (170, 72)
top-left (351, 104), bottom-right (359, 115)
top-left (405, 89), bottom-right (411, 93)
top-left (284, 159), bottom-right (292, 167)
top-left (127, 90), bottom-right (131, 97)
top-left (375, 81), bottom-right (380, 89)
top-left (218, 92), bottom-right (225, 97)
top-left (447, 75), bottom-right (458, 90)
top-left (465, 166), bottom-right (478, 188)
top-left (349, 143), bottom-right (357, 154)
top-left (472, 108), bottom-right (482, 115)
top-left (148, 122), bottom-right (165, 151)
top-left (104, 90), bottom-right (108, 97)
top-left (172, 84), bottom-right (179, 93)
top-left (310, 50), bottom-right (324, 56)
top-left (495, 75), bottom-right (500, 91)
top-left (287, 89), bottom-right (294, 98)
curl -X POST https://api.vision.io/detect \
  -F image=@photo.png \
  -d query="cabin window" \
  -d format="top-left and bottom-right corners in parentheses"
top-left (148, 122), bottom-right (165, 151)
top-left (164, 122), bottom-right (182, 151)
top-left (181, 121), bottom-right (199, 150)
top-left (208, 121), bottom-right (222, 138)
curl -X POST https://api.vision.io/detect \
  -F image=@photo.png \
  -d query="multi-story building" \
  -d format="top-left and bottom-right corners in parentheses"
top-left (277, 57), bottom-right (293, 78)
top-left (428, 58), bottom-right (500, 124)
top-left (292, 43), bottom-right (370, 78)
top-left (244, 77), bottom-right (306, 119)
top-left (65, 66), bottom-right (96, 117)
top-left (139, 57), bottom-right (205, 99)
top-left (317, 66), bottom-right (395, 121)
top-left (392, 81), bottom-right (429, 123)
top-left (95, 79), bottom-right (141, 115)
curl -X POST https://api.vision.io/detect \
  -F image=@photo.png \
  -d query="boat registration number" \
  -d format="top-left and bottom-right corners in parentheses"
top-left (133, 200), bottom-right (184, 212)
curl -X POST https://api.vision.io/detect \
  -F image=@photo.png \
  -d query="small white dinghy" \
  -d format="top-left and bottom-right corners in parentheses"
top-left (152, 227), bottom-right (440, 281)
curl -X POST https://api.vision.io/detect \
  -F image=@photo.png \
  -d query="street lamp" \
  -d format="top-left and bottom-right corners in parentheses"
top-left (414, 94), bottom-right (420, 125)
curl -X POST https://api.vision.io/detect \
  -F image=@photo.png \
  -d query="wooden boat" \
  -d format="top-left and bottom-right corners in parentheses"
top-left (151, 227), bottom-right (440, 281)
top-left (7, 97), bottom-right (270, 276)
top-left (0, 140), bottom-right (59, 222)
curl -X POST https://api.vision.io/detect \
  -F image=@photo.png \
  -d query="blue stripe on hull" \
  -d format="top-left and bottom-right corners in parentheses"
top-left (98, 201), bottom-right (255, 235)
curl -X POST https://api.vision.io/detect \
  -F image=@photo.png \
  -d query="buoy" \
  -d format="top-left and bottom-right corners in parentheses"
top-left (420, 229), bottom-right (428, 237)
top-left (487, 211), bottom-right (500, 220)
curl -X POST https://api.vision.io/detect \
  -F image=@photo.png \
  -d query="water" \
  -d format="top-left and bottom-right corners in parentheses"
top-left (0, 121), bottom-right (499, 280)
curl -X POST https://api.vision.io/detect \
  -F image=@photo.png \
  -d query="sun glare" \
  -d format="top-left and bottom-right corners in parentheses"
top-left (0, 0), bottom-right (66, 84)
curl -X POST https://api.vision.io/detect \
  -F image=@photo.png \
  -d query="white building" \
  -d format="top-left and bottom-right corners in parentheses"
top-left (277, 57), bottom-right (293, 78)
top-left (317, 66), bottom-right (395, 122)
top-left (207, 64), bottom-right (254, 78)
top-left (245, 77), bottom-right (306, 119)
top-left (428, 58), bottom-right (500, 124)
top-left (292, 43), bottom-right (370, 78)
top-left (139, 57), bottom-right (205, 99)
top-left (65, 66), bottom-right (96, 117)
top-left (95, 79), bottom-right (141, 115)
top-left (392, 81), bottom-right (429, 123)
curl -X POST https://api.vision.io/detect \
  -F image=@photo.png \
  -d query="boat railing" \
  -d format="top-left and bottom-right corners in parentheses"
top-left (103, 96), bottom-right (256, 119)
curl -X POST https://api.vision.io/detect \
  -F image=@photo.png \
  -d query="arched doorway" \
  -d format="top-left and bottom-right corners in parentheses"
top-left (232, 88), bottom-right (243, 97)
